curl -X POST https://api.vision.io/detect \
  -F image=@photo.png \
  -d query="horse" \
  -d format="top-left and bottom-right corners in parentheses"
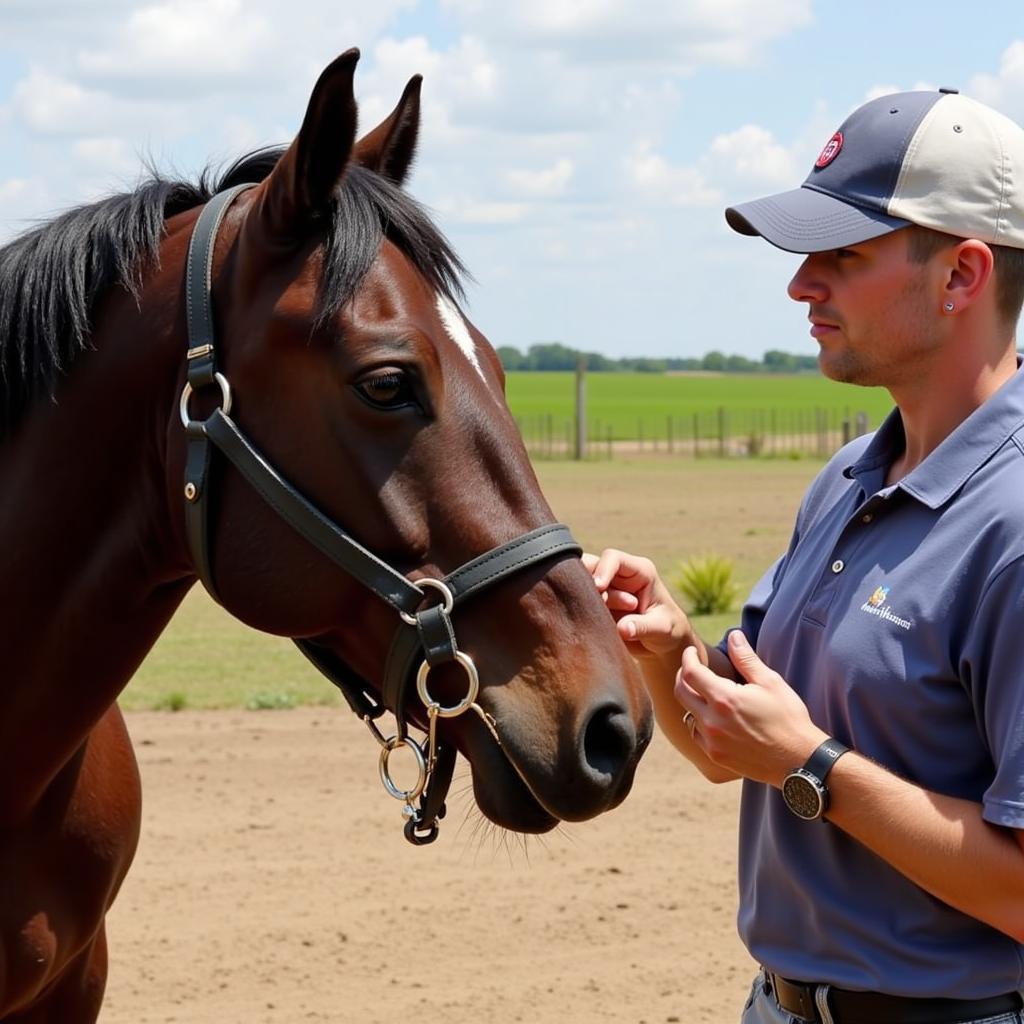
top-left (0, 48), bottom-right (652, 1022)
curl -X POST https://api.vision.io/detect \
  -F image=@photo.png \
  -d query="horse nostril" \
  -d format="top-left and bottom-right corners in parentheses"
top-left (582, 701), bottom-right (636, 779)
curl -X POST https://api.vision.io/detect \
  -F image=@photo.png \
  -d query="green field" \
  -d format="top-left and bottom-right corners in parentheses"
top-left (505, 371), bottom-right (894, 442)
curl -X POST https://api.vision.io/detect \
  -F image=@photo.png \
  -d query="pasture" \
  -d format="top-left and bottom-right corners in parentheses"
top-left (505, 371), bottom-right (895, 442)
top-left (107, 456), bottom-right (821, 1023)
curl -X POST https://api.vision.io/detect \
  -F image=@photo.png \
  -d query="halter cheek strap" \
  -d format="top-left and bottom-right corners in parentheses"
top-left (180, 186), bottom-right (583, 845)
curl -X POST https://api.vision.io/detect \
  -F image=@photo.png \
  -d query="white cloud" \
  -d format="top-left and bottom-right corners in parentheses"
top-left (863, 80), bottom-right (938, 104)
top-left (434, 198), bottom-right (530, 226)
top-left (13, 69), bottom-right (126, 135)
top-left (969, 40), bottom-right (1024, 121)
top-left (75, 0), bottom-right (276, 90)
top-left (624, 140), bottom-right (720, 206)
top-left (707, 124), bottom-right (803, 188)
top-left (0, 178), bottom-right (52, 242)
top-left (505, 158), bottom-right (574, 198)
top-left (439, 0), bottom-right (813, 69)
top-left (624, 119), bottom-right (811, 209)
top-left (71, 137), bottom-right (139, 176)
top-left (10, 67), bottom-right (184, 140)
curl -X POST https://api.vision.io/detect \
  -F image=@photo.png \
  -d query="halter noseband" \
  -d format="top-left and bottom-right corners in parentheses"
top-left (179, 185), bottom-right (582, 844)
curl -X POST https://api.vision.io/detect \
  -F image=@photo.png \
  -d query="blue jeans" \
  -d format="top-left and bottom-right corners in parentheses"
top-left (741, 972), bottom-right (1024, 1024)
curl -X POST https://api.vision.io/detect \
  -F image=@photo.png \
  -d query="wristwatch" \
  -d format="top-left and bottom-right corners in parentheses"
top-left (781, 737), bottom-right (849, 821)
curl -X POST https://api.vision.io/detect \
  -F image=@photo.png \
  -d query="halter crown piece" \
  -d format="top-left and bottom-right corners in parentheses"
top-left (179, 186), bottom-right (583, 844)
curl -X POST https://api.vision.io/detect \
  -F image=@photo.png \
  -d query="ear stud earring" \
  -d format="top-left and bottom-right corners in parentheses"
top-left (944, 302), bottom-right (955, 312)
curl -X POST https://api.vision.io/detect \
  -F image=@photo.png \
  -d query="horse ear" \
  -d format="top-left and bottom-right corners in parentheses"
top-left (353, 75), bottom-right (422, 185)
top-left (256, 49), bottom-right (361, 239)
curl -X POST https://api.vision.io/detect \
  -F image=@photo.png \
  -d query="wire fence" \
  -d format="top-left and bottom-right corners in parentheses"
top-left (516, 407), bottom-right (873, 460)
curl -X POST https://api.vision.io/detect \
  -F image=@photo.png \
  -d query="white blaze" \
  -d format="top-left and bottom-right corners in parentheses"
top-left (435, 293), bottom-right (486, 382)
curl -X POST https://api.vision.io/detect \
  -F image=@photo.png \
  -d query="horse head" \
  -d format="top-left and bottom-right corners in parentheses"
top-left (165, 49), bottom-right (652, 838)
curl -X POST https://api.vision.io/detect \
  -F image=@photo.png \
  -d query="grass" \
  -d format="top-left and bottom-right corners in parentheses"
top-left (675, 555), bottom-right (739, 616)
top-left (505, 371), bottom-right (894, 441)
top-left (121, 589), bottom-right (342, 711)
top-left (121, 455), bottom-right (819, 710)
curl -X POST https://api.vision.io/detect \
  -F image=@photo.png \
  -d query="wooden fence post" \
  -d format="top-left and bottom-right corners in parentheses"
top-left (574, 356), bottom-right (586, 460)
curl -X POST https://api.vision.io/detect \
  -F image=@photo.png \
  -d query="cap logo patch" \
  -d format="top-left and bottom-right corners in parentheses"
top-left (815, 131), bottom-right (843, 168)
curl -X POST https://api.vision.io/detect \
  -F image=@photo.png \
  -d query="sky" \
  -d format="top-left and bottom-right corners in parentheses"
top-left (2, 1), bottom-right (1024, 360)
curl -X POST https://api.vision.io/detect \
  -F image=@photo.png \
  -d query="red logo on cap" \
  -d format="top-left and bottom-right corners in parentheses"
top-left (815, 131), bottom-right (843, 168)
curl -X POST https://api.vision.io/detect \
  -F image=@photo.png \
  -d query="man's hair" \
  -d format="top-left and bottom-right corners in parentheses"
top-left (905, 225), bottom-right (1024, 327)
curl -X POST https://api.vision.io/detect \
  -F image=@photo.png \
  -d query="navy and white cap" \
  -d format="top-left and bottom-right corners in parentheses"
top-left (726, 89), bottom-right (1024, 253)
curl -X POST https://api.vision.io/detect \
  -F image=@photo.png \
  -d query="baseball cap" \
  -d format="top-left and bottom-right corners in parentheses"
top-left (725, 89), bottom-right (1024, 253)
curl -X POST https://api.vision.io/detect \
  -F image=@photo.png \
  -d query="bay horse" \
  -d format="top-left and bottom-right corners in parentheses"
top-left (0, 48), bottom-right (652, 1022)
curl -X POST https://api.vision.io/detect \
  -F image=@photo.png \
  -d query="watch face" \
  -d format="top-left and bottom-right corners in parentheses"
top-left (782, 771), bottom-right (825, 820)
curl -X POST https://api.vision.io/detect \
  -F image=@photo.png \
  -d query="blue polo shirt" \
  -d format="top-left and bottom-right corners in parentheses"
top-left (727, 361), bottom-right (1024, 998)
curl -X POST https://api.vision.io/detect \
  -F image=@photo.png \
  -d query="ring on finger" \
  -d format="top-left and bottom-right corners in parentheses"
top-left (682, 710), bottom-right (697, 735)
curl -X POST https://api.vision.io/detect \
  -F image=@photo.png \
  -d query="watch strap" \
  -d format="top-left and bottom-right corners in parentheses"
top-left (803, 737), bottom-right (849, 783)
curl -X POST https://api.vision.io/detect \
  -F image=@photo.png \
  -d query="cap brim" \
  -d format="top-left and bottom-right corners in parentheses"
top-left (725, 186), bottom-right (910, 253)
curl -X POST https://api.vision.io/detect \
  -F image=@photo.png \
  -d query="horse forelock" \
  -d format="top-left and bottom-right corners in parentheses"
top-left (0, 149), bottom-right (467, 441)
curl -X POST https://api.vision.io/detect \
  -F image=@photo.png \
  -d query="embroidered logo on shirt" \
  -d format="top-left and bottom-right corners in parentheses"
top-left (860, 583), bottom-right (913, 630)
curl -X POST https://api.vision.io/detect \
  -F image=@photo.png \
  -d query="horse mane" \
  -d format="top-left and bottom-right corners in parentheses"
top-left (0, 148), bottom-right (466, 439)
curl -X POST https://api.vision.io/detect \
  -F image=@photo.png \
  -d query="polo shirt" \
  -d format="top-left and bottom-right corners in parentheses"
top-left (728, 361), bottom-right (1024, 999)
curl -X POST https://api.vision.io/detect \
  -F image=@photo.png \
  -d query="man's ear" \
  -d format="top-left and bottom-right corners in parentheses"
top-left (943, 239), bottom-right (996, 312)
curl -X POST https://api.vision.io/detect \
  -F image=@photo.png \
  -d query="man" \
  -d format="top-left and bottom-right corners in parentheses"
top-left (590, 88), bottom-right (1024, 1024)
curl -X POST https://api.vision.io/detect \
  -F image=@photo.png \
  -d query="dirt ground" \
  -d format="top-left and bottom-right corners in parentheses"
top-left (102, 708), bottom-right (754, 1024)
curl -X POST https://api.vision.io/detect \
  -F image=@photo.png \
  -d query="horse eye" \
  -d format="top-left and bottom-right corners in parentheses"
top-left (354, 369), bottom-right (417, 410)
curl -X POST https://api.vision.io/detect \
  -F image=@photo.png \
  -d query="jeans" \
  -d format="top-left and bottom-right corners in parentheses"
top-left (740, 972), bottom-right (1024, 1024)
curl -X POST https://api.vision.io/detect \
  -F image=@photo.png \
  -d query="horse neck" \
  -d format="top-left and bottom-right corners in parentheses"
top-left (0, 257), bottom-right (193, 821)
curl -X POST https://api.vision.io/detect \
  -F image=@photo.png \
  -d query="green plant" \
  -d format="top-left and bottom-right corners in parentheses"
top-left (245, 690), bottom-right (296, 710)
top-left (674, 554), bottom-right (738, 616)
top-left (153, 691), bottom-right (188, 712)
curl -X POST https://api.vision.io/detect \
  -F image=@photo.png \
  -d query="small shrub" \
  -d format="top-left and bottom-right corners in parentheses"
top-left (246, 690), bottom-right (296, 711)
top-left (153, 691), bottom-right (188, 712)
top-left (674, 554), bottom-right (738, 615)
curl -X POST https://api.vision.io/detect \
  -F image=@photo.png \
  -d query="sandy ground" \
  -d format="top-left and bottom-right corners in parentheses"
top-left (101, 707), bottom-right (755, 1024)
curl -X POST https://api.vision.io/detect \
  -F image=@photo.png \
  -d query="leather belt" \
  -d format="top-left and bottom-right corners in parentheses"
top-left (766, 971), bottom-right (1023, 1024)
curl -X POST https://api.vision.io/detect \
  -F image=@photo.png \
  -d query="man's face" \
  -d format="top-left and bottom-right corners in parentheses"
top-left (787, 229), bottom-right (939, 387)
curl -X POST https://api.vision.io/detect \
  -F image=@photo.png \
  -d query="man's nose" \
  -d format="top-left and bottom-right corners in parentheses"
top-left (787, 255), bottom-right (829, 304)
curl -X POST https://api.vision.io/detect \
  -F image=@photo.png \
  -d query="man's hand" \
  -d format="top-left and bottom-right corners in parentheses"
top-left (583, 548), bottom-right (691, 663)
top-left (585, 547), bottom-right (741, 779)
top-left (675, 629), bottom-right (826, 786)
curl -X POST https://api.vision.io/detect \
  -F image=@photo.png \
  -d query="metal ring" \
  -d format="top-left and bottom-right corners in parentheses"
top-left (378, 735), bottom-right (428, 802)
top-left (404, 818), bottom-right (440, 845)
top-left (399, 577), bottom-right (455, 626)
top-left (683, 710), bottom-right (697, 736)
top-left (416, 650), bottom-right (480, 718)
top-left (179, 372), bottom-right (233, 428)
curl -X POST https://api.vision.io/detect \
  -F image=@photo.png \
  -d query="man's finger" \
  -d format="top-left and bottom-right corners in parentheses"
top-left (726, 630), bottom-right (770, 685)
top-left (680, 644), bottom-right (733, 699)
top-left (593, 548), bottom-right (652, 593)
top-left (605, 589), bottom-right (640, 612)
top-left (591, 548), bottom-right (625, 589)
top-left (674, 661), bottom-right (708, 713)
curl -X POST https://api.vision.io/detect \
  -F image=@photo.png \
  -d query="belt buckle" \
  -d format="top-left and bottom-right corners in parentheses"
top-left (765, 970), bottom-right (829, 1023)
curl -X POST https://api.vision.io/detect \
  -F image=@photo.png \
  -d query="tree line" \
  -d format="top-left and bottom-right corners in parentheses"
top-left (497, 342), bottom-right (818, 374)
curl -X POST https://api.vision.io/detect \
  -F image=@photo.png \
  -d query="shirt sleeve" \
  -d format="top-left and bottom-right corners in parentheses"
top-left (715, 554), bottom-right (787, 658)
top-left (959, 554), bottom-right (1024, 829)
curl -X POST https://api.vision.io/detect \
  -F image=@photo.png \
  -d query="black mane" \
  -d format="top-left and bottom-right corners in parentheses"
top-left (0, 148), bottom-right (466, 438)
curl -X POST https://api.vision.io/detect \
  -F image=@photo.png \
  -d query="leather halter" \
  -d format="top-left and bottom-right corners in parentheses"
top-left (179, 185), bottom-right (582, 843)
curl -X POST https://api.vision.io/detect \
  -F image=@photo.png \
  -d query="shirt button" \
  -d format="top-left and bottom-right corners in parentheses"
top-left (861, 513), bottom-right (873, 523)
top-left (831, 559), bottom-right (845, 574)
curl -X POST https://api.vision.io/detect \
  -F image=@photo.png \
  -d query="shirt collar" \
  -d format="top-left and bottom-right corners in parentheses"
top-left (844, 358), bottom-right (1024, 509)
